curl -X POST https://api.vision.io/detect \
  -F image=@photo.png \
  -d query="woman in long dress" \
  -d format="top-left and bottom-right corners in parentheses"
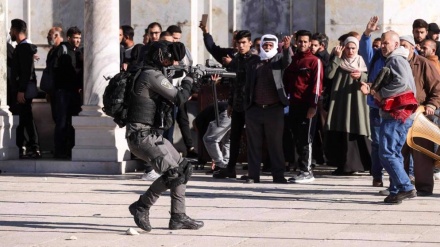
top-left (325, 37), bottom-right (371, 175)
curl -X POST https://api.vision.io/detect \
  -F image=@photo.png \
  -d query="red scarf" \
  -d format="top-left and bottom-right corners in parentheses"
top-left (377, 91), bottom-right (418, 122)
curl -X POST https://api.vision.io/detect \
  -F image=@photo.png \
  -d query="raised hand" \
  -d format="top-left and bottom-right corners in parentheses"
top-left (365, 16), bottom-right (380, 36)
top-left (282, 35), bottom-right (292, 49)
top-left (333, 45), bottom-right (345, 58)
top-left (199, 21), bottom-right (208, 34)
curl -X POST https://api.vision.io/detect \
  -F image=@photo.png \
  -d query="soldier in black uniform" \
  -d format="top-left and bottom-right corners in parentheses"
top-left (127, 41), bottom-right (204, 232)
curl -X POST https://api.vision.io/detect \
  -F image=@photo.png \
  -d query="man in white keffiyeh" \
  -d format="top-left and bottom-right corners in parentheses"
top-left (259, 34), bottom-right (279, 60)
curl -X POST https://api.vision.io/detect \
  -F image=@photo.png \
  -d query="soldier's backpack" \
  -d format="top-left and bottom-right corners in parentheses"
top-left (102, 69), bottom-right (142, 127)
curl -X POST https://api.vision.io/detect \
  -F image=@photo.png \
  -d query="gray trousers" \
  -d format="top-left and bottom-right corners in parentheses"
top-left (245, 104), bottom-right (286, 179)
top-left (203, 111), bottom-right (231, 168)
top-left (127, 130), bottom-right (186, 214)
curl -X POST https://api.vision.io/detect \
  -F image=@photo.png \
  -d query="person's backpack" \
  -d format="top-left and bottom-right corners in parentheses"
top-left (41, 45), bottom-right (67, 93)
top-left (102, 69), bottom-right (142, 127)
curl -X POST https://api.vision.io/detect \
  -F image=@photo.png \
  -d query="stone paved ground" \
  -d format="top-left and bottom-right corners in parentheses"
top-left (1, 166), bottom-right (439, 247)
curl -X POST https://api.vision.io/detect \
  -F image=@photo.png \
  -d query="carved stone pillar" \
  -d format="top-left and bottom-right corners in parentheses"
top-left (71, 0), bottom-right (136, 173)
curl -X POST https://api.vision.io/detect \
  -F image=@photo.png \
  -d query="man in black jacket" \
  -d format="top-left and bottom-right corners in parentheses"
top-left (213, 30), bottom-right (259, 179)
top-left (52, 26), bottom-right (83, 159)
top-left (119, 25), bottom-right (143, 71)
top-left (9, 19), bottom-right (41, 159)
top-left (198, 22), bottom-right (237, 66)
top-left (241, 34), bottom-right (291, 183)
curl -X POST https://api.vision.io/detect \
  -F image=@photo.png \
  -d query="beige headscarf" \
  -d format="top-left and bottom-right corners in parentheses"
top-left (339, 36), bottom-right (368, 72)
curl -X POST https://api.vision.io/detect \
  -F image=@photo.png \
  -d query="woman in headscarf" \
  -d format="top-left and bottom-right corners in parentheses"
top-left (325, 36), bottom-right (371, 175)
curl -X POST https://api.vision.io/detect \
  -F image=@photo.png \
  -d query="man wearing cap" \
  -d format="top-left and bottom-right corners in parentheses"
top-left (400, 34), bottom-right (440, 197)
top-left (238, 34), bottom-right (291, 184)
top-left (428, 23), bottom-right (440, 58)
top-left (361, 31), bottom-right (418, 204)
top-left (283, 30), bottom-right (324, 183)
top-left (9, 18), bottom-right (41, 159)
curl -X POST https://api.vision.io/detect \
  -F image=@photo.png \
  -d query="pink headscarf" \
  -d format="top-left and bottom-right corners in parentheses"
top-left (339, 36), bottom-right (368, 72)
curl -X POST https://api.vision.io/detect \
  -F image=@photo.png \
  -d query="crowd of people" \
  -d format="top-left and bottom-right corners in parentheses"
top-left (194, 16), bottom-right (440, 205)
top-left (6, 15), bottom-right (440, 229)
top-left (7, 19), bottom-right (83, 160)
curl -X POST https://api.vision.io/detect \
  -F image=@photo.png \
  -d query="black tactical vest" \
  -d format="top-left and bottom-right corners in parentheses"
top-left (126, 70), bottom-right (173, 129)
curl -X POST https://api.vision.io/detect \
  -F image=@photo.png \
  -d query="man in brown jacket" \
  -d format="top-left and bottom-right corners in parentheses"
top-left (419, 39), bottom-right (440, 74)
top-left (400, 35), bottom-right (440, 196)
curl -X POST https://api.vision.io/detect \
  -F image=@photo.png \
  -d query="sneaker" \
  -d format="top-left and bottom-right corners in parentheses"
top-left (379, 188), bottom-right (390, 196)
top-left (141, 170), bottom-right (161, 181)
top-left (128, 198), bottom-right (152, 232)
top-left (384, 189), bottom-right (417, 204)
top-left (213, 168), bottom-right (236, 179)
top-left (169, 213), bottom-right (204, 230)
top-left (288, 171), bottom-right (315, 184)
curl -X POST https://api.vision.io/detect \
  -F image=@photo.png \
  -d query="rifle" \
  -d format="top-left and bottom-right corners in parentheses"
top-left (167, 59), bottom-right (236, 126)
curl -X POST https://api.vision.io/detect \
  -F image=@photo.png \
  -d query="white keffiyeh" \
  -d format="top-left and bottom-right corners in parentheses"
top-left (259, 34), bottom-right (278, 60)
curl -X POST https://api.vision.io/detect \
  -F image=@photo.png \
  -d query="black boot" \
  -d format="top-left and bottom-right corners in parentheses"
top-left (169, 213), bottom-right (204, 230)
top-left (128, 197), bottom-right (152, 232)
top-left (213, 167), bottom-right (236, 179)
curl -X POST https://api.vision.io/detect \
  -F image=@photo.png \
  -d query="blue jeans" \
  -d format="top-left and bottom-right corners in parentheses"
top-left (370, 108), bottom-right (382, 180)
top-left (379, 118), bottom-right (415, 195)
top-left (203, 111), bottom-right (231, 168)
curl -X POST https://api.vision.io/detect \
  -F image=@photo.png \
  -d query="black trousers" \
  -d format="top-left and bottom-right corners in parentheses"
top-left (245, 105), bottom-right (285, 179)
top-left (227, 110), bottom-right (245, 170)
top-left (14, 98), bottom-right (39, 152)
top-left (54, 89), bottom-right (81, 157)
top-left (176, 102), bottom-right (193, 149)
top-left (289, 104), bottom-right (317, 172)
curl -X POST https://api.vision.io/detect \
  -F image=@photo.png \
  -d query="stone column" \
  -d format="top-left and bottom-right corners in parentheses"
top-left (71, 0), bottom-right (134, 173)
top-left (0, 0), bottom-right (19, 160)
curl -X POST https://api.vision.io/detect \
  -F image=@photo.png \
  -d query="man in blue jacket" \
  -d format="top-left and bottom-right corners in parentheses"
top-left (359, 16), bottom-right (387, 188)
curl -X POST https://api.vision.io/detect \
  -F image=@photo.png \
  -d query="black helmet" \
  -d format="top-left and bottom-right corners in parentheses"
top-left (145, 41), bottom-right (186, 68)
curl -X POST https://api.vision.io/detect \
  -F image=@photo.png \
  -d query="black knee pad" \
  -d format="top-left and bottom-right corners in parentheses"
top-left (161, 159), bottom-right (193, 189)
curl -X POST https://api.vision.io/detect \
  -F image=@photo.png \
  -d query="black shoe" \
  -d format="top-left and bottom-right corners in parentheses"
top-left (331, 168), bottom-right (355, 176)
top-left (384, 189), bottom-right (417, 204)
top-left (169, 213), bottom-right (204, 230)
top-left (244, 178), bottom-right (260, 183)
top-left (26, 150), bottom-right (41, 159)
top-left (417, 191), bottom-right (433, 197)
top-left (213, 168), bottom-right (236, 179)
top-left (186, 149), bottom-right (198, 159)
top-left (128, 197), bottom-right (152, 232)
top-left (262, 167), bottom-right (271, 173)
top-left (240, 175), bottom-right (260, 183)
top-left (372, 179), bottom-right (383, 187)
top-left (238, 175), bottom-right (260, 184)
top-left (273, 177), bottom-right (287, 184)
